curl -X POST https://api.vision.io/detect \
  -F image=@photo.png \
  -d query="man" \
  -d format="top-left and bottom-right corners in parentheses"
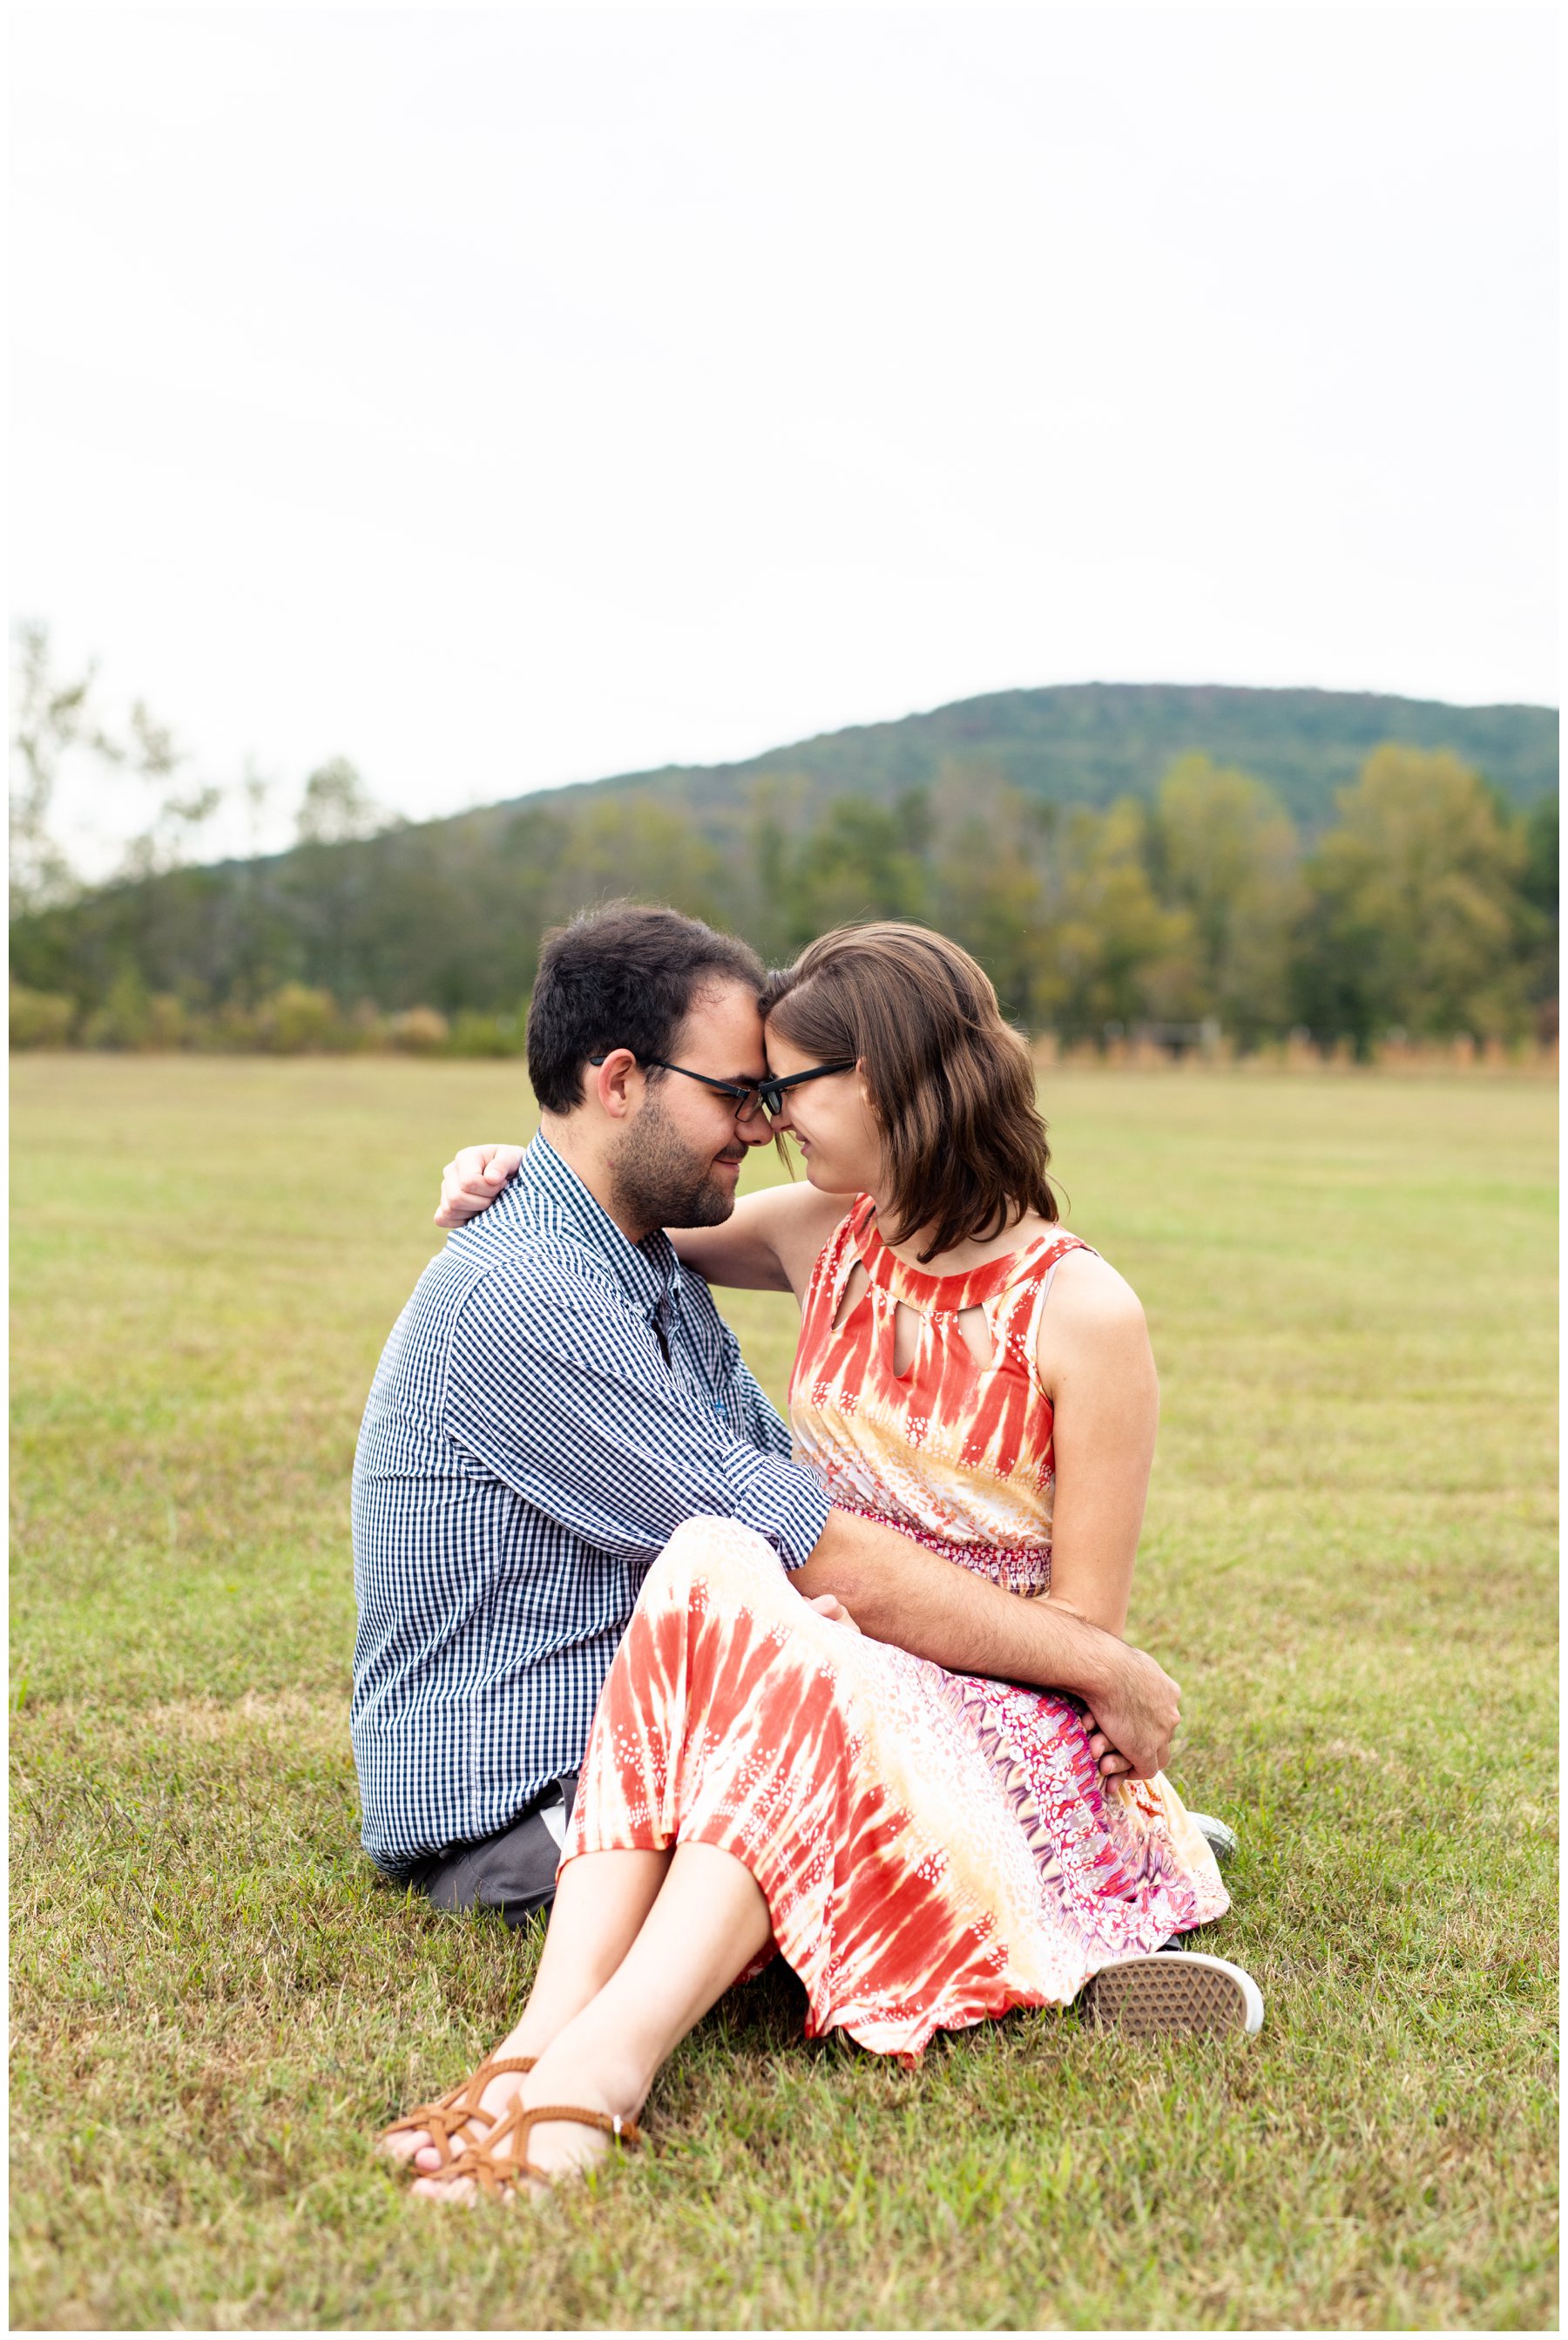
top-left (352, 902), bottom-right (1182, 1926)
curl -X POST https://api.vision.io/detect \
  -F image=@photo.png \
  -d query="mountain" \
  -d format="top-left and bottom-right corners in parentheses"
top-left (492, 680), bottom-right (1558, 837)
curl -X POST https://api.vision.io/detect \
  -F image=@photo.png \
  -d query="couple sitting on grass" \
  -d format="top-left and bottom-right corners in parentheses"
top-left (354, 903), bottom-right (1261, 2206)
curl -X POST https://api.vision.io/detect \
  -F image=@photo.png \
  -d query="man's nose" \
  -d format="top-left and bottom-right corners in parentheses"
top-left (737, 1098), bottom-right (773, 1143)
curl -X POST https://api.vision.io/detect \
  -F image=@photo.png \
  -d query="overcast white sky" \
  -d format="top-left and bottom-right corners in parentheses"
top-left (10, 3), bottom-right (1559, 870)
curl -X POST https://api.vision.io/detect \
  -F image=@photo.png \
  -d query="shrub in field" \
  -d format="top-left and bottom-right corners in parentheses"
top-left (204, 996), bottom-right (266, 1051)
top-left (446, 1008), bottom-right (525, 1057)
top-left (250, 984), bottom-right (351, 1053)
top-left (9, 983), bottom-right (75, 1048)
top-left (79, 971), bottom-right (176, 1051)
top-left (339, 999), bottom-right (389, 1050)
top-left (387, 1005), bottom-right (449, 1053)
top-left (147, 994), bottom-right (193, 1048)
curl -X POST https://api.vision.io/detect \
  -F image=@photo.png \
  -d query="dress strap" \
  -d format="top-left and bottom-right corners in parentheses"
top-left (1019, 1233), bottom-right (1098, 1391)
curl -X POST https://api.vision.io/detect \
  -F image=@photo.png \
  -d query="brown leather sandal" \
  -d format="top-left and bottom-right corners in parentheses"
top-left (440, 2100), bottom-right (645, 2200)
top-left (380, 2054), bottom-right (536, 2171)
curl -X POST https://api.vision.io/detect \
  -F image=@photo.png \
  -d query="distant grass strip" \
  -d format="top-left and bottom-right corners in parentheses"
top-left (10, 1056), bottom-right (1558, 2330)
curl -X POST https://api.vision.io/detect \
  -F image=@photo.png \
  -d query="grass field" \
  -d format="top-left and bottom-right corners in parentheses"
top-left (10, 1054), bottom-right (1558, 2331)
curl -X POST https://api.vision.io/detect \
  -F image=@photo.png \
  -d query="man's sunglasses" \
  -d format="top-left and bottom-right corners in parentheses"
top-left (589, 1054), bottom-right (855, 1123)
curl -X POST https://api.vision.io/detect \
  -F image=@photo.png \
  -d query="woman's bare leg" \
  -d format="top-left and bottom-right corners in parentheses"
top-left (389, 1846), bottom-right (672, 2170)
top-left (411, 1841), bottom-right (772, 2199)
top-left (512, 1848), bottom-right (675, 2053)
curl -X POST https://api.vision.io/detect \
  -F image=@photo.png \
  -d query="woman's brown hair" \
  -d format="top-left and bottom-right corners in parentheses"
top-left (760, 923), bottom-right (1058, 1261)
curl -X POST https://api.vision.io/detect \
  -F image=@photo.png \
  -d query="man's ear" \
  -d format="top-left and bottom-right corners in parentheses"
top-left (591, 1048), bottom-right (642, 1120)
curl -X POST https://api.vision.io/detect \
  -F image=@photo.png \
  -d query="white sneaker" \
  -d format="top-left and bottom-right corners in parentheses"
top-left (1187, 1812), bottom-right (1239, 1864)
top-left (1078, 1951), bottom-right (1265, 2038)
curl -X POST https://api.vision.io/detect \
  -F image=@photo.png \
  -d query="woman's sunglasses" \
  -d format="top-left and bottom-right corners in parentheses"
top-left (589, 1055), bottom-right (854, 1123)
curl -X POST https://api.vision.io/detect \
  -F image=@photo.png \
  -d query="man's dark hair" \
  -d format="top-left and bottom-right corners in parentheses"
top-left (527, 902), bottom-right (765, 1114)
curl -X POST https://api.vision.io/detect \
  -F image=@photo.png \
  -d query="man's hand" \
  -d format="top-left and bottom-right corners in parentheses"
top-left (1037, 1592), bottom-right (1133, 1780)
top-left (796, 1509), bottom-right (1181, 1778)
top-left (435, 1144), bottom-right (524, 1227)
top-left (1078, 1644), bottom-right (1181, 1782)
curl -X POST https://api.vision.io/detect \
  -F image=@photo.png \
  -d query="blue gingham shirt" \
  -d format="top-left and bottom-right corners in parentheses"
top-left (350, 1133), bottom-right (830, 1870)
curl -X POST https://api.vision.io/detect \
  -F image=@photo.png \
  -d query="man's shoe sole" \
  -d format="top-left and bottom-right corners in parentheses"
top-left (1078, 1951), bottom-right (1265, 2039)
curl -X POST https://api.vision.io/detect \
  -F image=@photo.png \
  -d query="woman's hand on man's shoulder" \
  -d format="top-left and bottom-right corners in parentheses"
top-left (435, 1143), bottom-right (524, 1227)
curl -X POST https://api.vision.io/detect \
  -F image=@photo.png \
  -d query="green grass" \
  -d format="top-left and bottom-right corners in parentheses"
top-left (10, 1054), bottom-right (1558, 2331)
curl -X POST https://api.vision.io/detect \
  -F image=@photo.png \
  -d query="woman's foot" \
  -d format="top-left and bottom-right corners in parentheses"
top-left (403, 1840), bottom-right (764, 2204)
top-left (385, 1844), bottom-right (679, 2176)
top-left (409, 2038), bottom-right (648, 2205)
top-left (382, 2036), bottom-right (539, 2174)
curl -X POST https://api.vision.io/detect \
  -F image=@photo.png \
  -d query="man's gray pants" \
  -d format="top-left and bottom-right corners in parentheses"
top-left (392, 1772), bottom-right (578, 1929)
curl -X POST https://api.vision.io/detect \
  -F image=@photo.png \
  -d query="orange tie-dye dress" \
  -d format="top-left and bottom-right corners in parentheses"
top-left (564, 1198), bottom-right (1229, 2060)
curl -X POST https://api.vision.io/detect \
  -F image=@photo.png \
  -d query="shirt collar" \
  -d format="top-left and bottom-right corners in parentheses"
top-left (520, 1132), bottom-right (683, 1311)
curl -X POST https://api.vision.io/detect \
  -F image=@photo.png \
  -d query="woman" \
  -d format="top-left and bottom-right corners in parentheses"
top-left (387, 923), bottom-right (1258, 2203)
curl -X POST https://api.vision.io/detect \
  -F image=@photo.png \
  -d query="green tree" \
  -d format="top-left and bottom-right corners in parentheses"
top-left (740, 784), bottom-right (800, 968)
top-left (10, 620), bottom-right (109, 908)
top-left (287, 762), bottom-right (400, 1004)
top-left (929, 774), bottom-right (1048, 1021)
top-left (112, 702), bottom-right (224, 881)
top-left (1031, 801), bottom-right (1192, 1041)
top-left (10, 620), bottom-right (226, 908)
top-left (547, 797), bottom-right (727, 933)
top-left (1515, 795), bottom-right (1558, 1036)
top-left (1295, 746), bottom-right (1530, 1052)
top-left (1148, 756), bottom-right (1303, 1045)
top-left (295, 757), bottom-right (389, 847)
top-left (782, 793), bottom-right (932, 949)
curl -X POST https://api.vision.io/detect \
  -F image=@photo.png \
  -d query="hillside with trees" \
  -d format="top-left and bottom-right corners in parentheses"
top-left (508, 680), bottom-right (1558, 837)
top-left (10, 647), bottom-right (1558, 1058)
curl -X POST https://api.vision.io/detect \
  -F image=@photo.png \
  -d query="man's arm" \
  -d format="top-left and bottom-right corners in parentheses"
top-left (446, 1256), bottom-right (830, 1571)
top-left (794, 1509), bottom-right (1181, 1780)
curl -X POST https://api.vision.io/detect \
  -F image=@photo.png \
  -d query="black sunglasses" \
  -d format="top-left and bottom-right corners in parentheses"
top-left (589, 1054), bottom-right (855, 1122)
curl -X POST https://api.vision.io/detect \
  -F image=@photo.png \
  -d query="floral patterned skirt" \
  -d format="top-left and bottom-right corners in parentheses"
top-left (564, 1515), bottom-right (1230, 2061)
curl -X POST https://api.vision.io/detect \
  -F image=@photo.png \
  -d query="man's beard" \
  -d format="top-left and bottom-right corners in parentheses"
top-left (609, 1100), bottom-right (742, 1231)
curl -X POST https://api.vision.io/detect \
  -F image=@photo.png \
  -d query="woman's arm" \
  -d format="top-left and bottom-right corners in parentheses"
top-left (671, 1183), bottom-right (853, 1299)
top-left (433, 1144), bottom-right (853, 1301)
top-left (1034, 1248), bottom-right (1159, 1640)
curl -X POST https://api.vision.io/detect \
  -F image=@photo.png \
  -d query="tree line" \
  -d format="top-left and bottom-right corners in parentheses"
top-left (10, 745), bottom-right (1555, 1060)
top-left (9, 623), bottom-right (1558, 1059)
